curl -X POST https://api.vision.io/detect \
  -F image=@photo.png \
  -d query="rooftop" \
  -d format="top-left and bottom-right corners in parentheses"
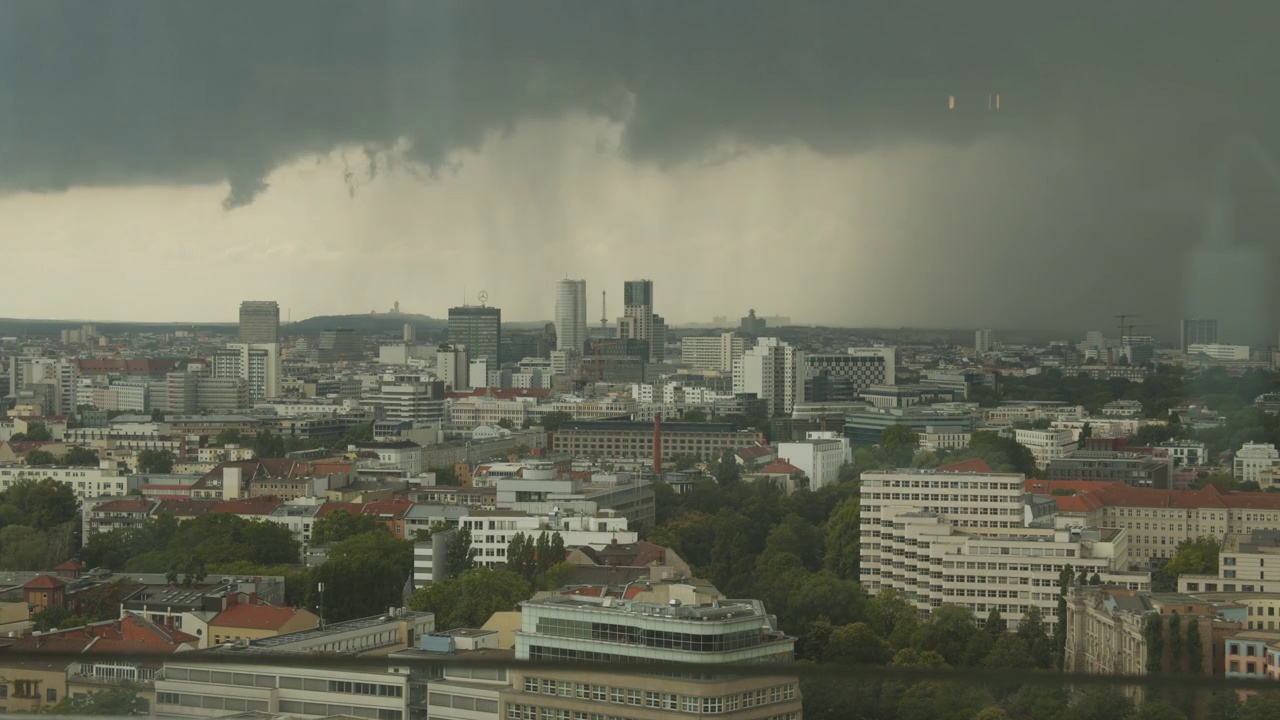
top-left (212, 602), bottom-right (314, 631)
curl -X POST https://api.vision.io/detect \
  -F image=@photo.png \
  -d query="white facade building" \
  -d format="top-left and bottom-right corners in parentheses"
top-left (860, 470), bottom-right (1148, 625)
top-left (775, 433), bottom-right (851, 490)
top-left (213, 343), bottom-right (281, 400)
top-left (436, 346), bottom-right (470, 391)
top-left (680, 332), bottom-right (747, 373)
top-left (459, 510), bottom-right (636, 567)
top-left (1235, 442), bottom-right (1280, 484)
top-left (1014, 428), bottom-right (1079, 468)
top-left (554, 279), bottom-right (588, 355)
top-left (975, 329), bottom-right (995, 354)
top-left (0, 464), bottom-right (136, 498)
top-left (733, 338), bottom-right (803, 416)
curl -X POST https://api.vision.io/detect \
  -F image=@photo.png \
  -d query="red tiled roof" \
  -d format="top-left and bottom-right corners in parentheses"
top-left (736, 446), bottom-right (774, 460)
top-left (759, 460), bottom-right (803, 475)
top-left (1026, 479), bottom-right (1280, 512)
top-left (937, 458), bottom-right (993, 473)
top-left (22, 575), bottom-right (65, 590)
top-left (212, 602), bottom-right (312, 631)
top-left (3, 440), bottom-right (63, 455)
top-left (212, 497), bottom-right (283, 515)
top-left (1053, 494), bottom-right (1105, 513)
top-left (8, 613), bottom-right (196, 653)
top-left (93, 498), bottom-right (157, 514)
top-left (155, 499), bottom-right (218, 516)
top-left (53, 560), bottom-right (83, 571)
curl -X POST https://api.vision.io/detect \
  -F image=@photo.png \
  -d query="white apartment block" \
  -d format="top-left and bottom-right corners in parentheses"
top-left (776, 433), bottom-right (850, 491)
top-left (7, 356), bottom-right (77, 415)
top-left (1236, 443), bottom-right (1280, 484)
top-left (213, 343), bottom-right (281, 400)
top-left (1101, 400), bottom-right (1144, 417)
top-left (75, 378), bottom-right (150, 412)
top-left (535, 398), bottom-right (636, 421)
top-left (681, 333), bottom-right (747, 373)
top-left (733, 338), bottom-right (803, 417)
top-left (975, 329), bottom-right (995, 354)
top-left (448, 397), bottom-right (532, 428)
top-left (1188, 343), bottom-right (1251, 361)
top-left (867, 510), bottom-right (1147, 626)
top-left (437, 346), bottom-right (471, 391)
top-left (460, 510), bottom-right (636, 567)
top-left (1014, 428), bottom-right (1079, 468)
top-left (0, 464), bottom-right (137, 498)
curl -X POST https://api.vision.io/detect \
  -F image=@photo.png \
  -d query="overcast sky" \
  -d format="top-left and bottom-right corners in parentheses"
top-left (2, 2), bottom-right (1277, 339)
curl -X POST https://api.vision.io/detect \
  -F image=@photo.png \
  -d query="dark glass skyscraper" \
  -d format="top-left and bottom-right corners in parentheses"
top-left (448, 306), bottom-right (502, 366)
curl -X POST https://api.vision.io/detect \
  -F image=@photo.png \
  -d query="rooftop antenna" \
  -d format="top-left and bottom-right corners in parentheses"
top-left (601, 290), bottom-right (608, 329)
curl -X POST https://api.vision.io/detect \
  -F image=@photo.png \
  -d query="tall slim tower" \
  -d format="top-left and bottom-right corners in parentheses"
top-left (554, 279), bottom-right (588, 355)
top-left (975, 329), bottom-right (995, 354)
top-left (239, 301), bottom-right (280, 343)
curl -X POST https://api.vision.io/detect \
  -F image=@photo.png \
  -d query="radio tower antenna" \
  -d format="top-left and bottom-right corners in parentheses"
top-left (600, 290), bottom-right (608, 329)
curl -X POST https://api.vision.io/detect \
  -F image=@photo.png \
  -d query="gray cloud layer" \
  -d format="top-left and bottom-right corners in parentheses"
top-left (2, 2), bottom-right (1278, 337)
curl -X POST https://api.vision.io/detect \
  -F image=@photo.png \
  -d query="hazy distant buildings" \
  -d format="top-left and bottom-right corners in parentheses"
top-left (975, 328), bottom-right (995, 354)
top-left (238, 300), bottom-right (280, 343)
top-left (1181, 318), bottom-right (1218, 352)
top-left (213, 343), bottom-right (281, 400)
top-left (448, 306), bottom-right (502, 366)
top-left (317, 328), bottom-right (364, 363)
top-left (554, 279), bottom-right (588, 355)
top-left (1188, 343), bottom-right (1250, 362)
top-left (617, 279), bottom-right (666, 363)
top-left (740, 309), bottom-right (767, 335)
top-left (1121, 335), bottom-right (1156, 366)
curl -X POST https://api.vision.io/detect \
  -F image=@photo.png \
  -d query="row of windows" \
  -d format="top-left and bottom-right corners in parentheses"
top-left (157, 692), bottom-right (269, 713)
top-left (428, 692), bottom-right (500, 713)
top-left (520, 678), bottom-right (796, 711)
top-left (163, 668), bottom-right (402, 696)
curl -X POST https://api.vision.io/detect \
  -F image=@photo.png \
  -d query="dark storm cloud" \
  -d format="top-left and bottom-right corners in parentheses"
top-left (2, 1), bottom-right (1278, 336)
top-left (2, 1), bottom-right (1274, 204)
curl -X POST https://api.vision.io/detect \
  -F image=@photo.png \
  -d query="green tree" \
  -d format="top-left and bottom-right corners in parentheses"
top-left (1241, 691), bottom-right (1280, 720)
top-left (1144, 612), bottom-right (1165, 672)
top-left (311, 509), bottom-right (387, 545)
top-left (824, 622), bottom-right (893, 665)
top-left (316, 531), bottom-right (414, 622)
top-left (24, 449), bottom-right (56, 465)
top-left (1186, 617), bottom-right (1203, 674)
top-left (250, 429), bottom-right (284, 458)
top-left (1136, 701), bottom-right (1187, 720)
top-left (713, 448), bottom-right (742, 487)
top-left (215, 428), bottom-right (243, 446)
top-left (1065, 687), bottom-right (1135, 720)
top-left (540, 561), bottom-right (576, 591)
top-left (408, 567), bottom-right (531, 628)
top-left (879, 424), bottom-right (921, 466)
top-left (49, 681), bottom-right (149, 715)
top-left (446, 527), bottom-right (476, 577)
top-left (1168, 611), bottom-right (1184, 671)
top-left (32, 604), bottom-right (88, 631)
top-left (136, 449), bottom-right (175, 474)
top-left (64, 446), bottom-right (100, 466)
top-left (763, 514), bottom-right (823, 572)
top-left (912, 604), bottom-right (979, 667)
top-left (983, 634), bottom-right (1035, 697)
top-left (709, 509), bottom-right (753, 594)
top-left (671, 453), bottom-right (699, 471)
top-left (430, 465), bottom-right (459, 486)
top-left (23, 423), bottom-right (52, 441)
top-left (681, 409), bottom-right (708, 423)
top-left (0, 476), bottom-right (80, 530)
top-left (1016, 605), bottom-right (1055, 669)
top-left (1206, 691), bottom-right (1242, 720)
top-left (1009, 684), bottom-right (1070, 720)
top-left (822, 497), bottom-right (860, 579)
top-left (1164, 536), bottom-right (1220, 580)
top-left (540, 411), bottom-right (573, 432)
top-left (984, 607), bottom-right (1007, 636)
top-left (865, 589), bottom-right (919, 649)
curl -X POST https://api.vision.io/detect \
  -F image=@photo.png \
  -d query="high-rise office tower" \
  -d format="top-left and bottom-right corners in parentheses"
top-left (1180, 318), bottom-right (1218, 352)
top-left (238, 301), bottom-right (280, 343)
top-left (975, 328), bottom-right (995, 354)
top-left (553, 279), bottom-right (588, 355)
top-left (617, 279), bottom-right (666, 362)
top-left (448, 306), bottom-right (502, 366)
top-left (733, 337), bottom-right (805, 416)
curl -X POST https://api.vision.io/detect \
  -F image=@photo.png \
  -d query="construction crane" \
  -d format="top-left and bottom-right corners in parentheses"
top-left (1114, 314), bottom-right (1143, 340)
